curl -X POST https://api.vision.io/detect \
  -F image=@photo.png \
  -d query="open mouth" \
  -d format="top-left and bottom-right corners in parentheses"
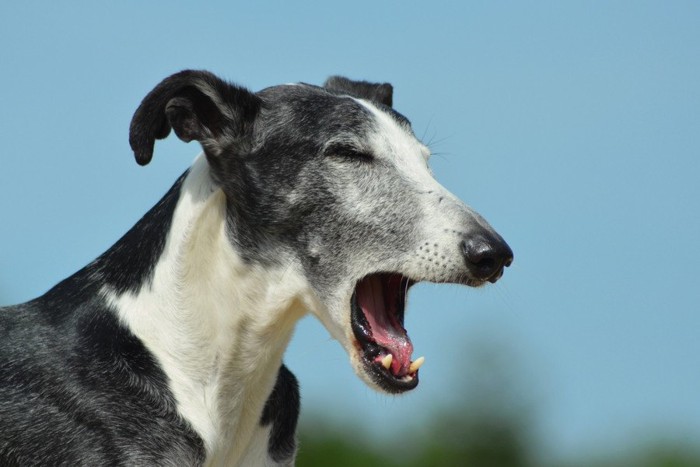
top-left (351, 273), bottom-right (424, 394)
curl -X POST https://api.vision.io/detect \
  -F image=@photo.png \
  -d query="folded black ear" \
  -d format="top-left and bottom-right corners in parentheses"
top-left (129, 70), bottom-right (261, 166)
top-left (323, 76), bottom-right (393, 107)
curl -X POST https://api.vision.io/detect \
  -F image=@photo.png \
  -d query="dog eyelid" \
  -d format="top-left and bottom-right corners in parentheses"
top-left (326, 144), bottom-right (375, 163)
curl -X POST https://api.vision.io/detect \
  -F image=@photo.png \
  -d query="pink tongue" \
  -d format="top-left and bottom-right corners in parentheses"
top-left (356, 275), bottom-right (413, 375)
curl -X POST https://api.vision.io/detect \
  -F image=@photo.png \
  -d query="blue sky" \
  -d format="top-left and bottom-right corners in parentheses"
top-left (1, 1), bottom-right (698, 462)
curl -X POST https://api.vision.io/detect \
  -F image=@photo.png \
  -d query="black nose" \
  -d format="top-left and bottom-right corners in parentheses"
top-left (461, 235), bottom-right (514, 283)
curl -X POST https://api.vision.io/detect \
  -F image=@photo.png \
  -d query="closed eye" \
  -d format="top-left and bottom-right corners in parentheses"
top-left (327, 144), bottom-right (375, 164)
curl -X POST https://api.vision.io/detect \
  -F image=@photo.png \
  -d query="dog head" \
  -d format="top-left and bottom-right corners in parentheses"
top-left (130, 70), bottom-right (513, 394)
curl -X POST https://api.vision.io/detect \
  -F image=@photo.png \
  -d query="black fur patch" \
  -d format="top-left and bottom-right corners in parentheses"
top-left (129, 70), bottom-right (261, 166)
top-left (324, 76), bottom-right (393, 107)
top-left (260, 365), bottom-right (300, 463)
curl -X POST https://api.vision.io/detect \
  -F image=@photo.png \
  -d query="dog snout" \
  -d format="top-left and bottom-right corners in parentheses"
top-left (461, 234), bottom-right (513, 283)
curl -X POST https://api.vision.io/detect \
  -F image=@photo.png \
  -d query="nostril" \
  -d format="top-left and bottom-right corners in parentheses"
top-left (472, 256), bottom-right (497, 274)
top-left (461, 237), bottom-right (512, 281)
top-left (462, 240), bottom-right (498, 277)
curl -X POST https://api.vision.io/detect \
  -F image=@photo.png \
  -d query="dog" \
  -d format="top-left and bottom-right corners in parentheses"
top-left (0, 70), bottom-right (513, 466)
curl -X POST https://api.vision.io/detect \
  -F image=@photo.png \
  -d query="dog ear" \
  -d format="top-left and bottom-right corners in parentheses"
top-left (323, 76), bottom-right (393, 108)
top-left (129, 70), bottom-right (261, 166)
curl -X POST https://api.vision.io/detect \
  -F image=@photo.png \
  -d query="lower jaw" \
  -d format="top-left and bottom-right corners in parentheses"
top-left (360, 354), bottom-right (419, 394)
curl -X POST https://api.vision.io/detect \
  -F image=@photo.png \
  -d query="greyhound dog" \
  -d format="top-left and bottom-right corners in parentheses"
top-left (0, 70), bottom-right (513, 466)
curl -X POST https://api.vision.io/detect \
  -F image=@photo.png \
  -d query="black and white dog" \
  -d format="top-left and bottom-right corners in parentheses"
top-left (0, 71), bottom-right (513, 466)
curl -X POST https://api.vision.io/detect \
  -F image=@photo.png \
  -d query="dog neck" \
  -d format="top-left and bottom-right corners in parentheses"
top-left (103, 155), bottom-right (308, 463)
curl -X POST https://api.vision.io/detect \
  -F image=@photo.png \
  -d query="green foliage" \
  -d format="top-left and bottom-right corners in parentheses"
top-left (295, 341), bottom-right (700, 467)
top-left (296, 411), bottom-right (534, 467)
top-left (297, 432), bottom-right (396, 467)
top-left (296, 415), bottom-right (700, 467)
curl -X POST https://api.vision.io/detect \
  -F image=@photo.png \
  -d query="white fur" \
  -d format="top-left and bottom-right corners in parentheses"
top-left (237, 426), bottom-right (292, 467)
top-left (103, 155), bottom-right (312, 466)
top-left (360, 99), bottom-right (493, 281)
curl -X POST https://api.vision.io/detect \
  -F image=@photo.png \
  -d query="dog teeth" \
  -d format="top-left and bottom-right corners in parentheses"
top-left (381, 354), bottom-right (393, 370)
top-left (409, 356), bottom-right (425, 373)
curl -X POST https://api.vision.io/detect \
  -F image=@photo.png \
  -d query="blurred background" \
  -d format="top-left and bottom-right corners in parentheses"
top-left (1, 2), bottom-right (698, 466)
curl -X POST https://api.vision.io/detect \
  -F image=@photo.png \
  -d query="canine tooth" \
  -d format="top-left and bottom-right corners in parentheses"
top-left (381, 354), bottom-right (393, 370)
top-left (409, 356), bottom-right (425, 373)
